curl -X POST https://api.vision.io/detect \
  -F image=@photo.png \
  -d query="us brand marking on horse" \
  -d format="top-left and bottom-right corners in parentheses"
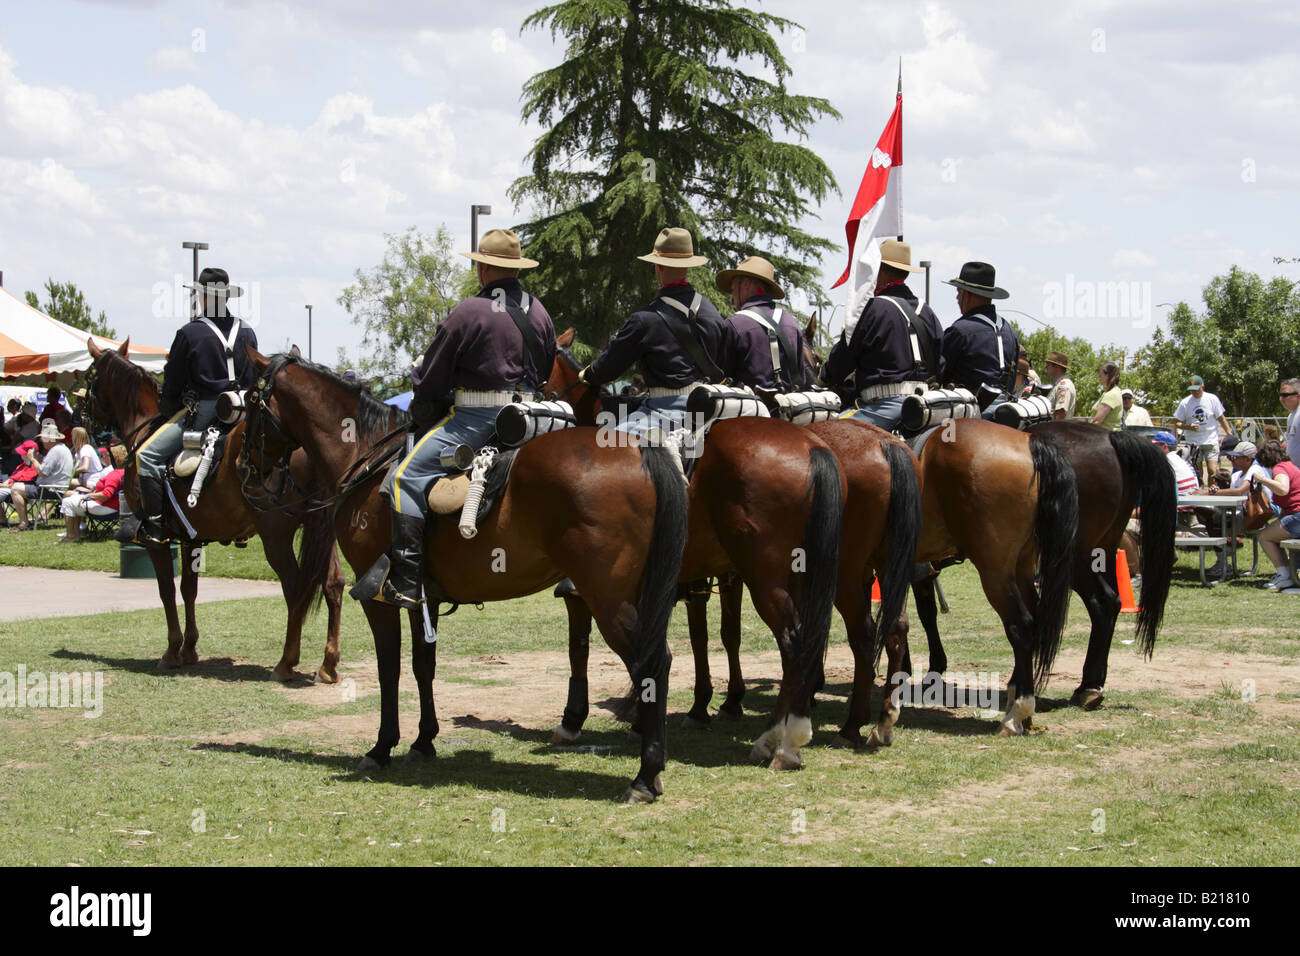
top-left (1091, 808), bottom-right (1106, 834)
top-left (191, 808), bottom-right (206, 834)
top-left (49, 886), bottom-right (152, 936)
top-left (790, 808), bottom-right (807, 834)
top-left (889, 671), bottom-right (999, 710)
top-left (491, 548), bottom-right (506, 572)
top-left (491, 808), bottom-right (506, 833)
top-left (1241, 678), bottom-right (1256, 703)
top-left (350, 508), bottom-right (369, 530)
top-left (0, 666), bottom-right (103, 718)
top-left (341, 418), bottom-right (356, 443)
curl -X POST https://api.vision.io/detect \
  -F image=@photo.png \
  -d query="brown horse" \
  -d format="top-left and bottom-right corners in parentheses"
top-left (241, 348), bottom-right (689, 802)
top-left (543, 334), bottom-right (873, 765)
top-left (84, 338), bottom-right (344, 682)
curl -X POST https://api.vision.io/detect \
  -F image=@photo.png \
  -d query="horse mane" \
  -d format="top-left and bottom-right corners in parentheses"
top-left (264, 353), bottom-right (409, 441)
top-left (98, 349), bottom-right (161, 424)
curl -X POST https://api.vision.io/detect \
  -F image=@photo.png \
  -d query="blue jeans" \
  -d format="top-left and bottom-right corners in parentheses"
top-left (136, 399), bottom-right (218, 480)
top-left (382, 404), bottom-right (500, 518)
top-left (841, 396), bottom-right (905, 432)
top-left (1281, 512), bottom-right (1300, 538)
top-left (981, 395), bottom-right (1009, 421)
top-left (615, 395), bottom-right (693, 437)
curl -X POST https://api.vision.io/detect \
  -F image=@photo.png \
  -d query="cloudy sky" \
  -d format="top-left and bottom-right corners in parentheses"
top-left (1, 0), bottom-right (1297, 367)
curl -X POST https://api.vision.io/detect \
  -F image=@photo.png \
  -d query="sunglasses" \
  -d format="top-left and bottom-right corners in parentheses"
top-left (1281, 392), bottom-right (1298, 398)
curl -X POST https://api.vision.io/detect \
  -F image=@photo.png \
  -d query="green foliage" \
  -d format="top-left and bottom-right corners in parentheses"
top-left (1130, 267), bottom-right (1300, 417)
top-left (336, 226), bottom-right (475, 397)
top-left (1012, 322), bottom-right (1128, 417)
top-left (511, 0), bottom-right (840, 345)
top-left (24, 279), bottom-right (116, 339)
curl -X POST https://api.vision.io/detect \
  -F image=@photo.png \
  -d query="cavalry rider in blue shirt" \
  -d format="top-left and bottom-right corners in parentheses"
top-left (714, 255), bottom-right (807, 391)
top-left (580, 227), bottom-right (726, 436)
top-left (376, 229), bottom-right (557, 608)
top-left (134, 267), bottom-right (257, 545)
top-left (938, 261), bottom-right (1020, 419)
top-left (820, 239), bottom-right (942, 430)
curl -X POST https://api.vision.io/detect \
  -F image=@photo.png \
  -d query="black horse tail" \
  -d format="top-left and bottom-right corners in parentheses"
top-left (796, 447), bottom-right (843, 710)
top-left (872, 442), bottom-right (923, 663)
top-left (632, 447), bottom-right (689, 695)
top-left (1110, 429), bottom-right (1175, 657)
top-left (289, 506), bottom-right (338, 618)
top-left (1029, 434), bottom-right (1080, 690)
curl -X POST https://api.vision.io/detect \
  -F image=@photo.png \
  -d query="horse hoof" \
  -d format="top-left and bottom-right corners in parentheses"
top-left (716, 704), bottom-right (743, 721)
top-left (273, 667), bottom-right (296, 683)
top-left (866, 726), bottom-right (894, 748)
top-left (652, 773), bottom-right (664, 796)
top-left (770, 748), bottom-right (803, 771)
top-left (996, 723), bottom-right (1022, 738)
top-left (681, 714), bottom-right (710, 731)
top-left (552, 725), bottom-right (581, 744)
top-left (181, 652), bottom-right (199, 666)
top-left (829, 733), bottom-right (861, 750)
top-left (749, 741), bottom-right (775, 765)
top-left (315, 669), bottom-right (339, 685)
top-left (619, 783), bottom-right (656, 804)
top-left (158, 655), bottom-right (182, 671)
top-left (1071, 688), bottom-right (1105, 711)
top-left (404, 745), bottom-right (436, 762)
top-left (357, 754), bottom-right (386, 771)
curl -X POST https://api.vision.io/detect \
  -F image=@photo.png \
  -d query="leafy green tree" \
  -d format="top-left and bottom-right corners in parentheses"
top-left (510, 0), bottom-right (840, 345)
top-left (336, 225), bottom-right (475, 397)
top-left (25, 279), bottom-right (116, 339)
top-left (1013, 323), bottom-right (1127, 416)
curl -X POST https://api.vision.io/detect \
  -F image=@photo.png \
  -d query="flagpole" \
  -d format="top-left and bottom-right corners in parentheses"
top-left (896, 58), bottom-right (903, 242)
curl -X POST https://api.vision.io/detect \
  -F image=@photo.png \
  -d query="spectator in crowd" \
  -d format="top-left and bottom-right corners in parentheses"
top-left (59, 445), bottom-right (127, 543)
top-left (4, 401), bottom-right (39, 444)
top-left (66, 427), bottom-right (109, 491)
top-left (1174, 374), bottom-right (1231, 486)
top-left (0, 439), bottom-right (40, 526)
top-left (1120, 388), bottom-right (1152, 428)
top-left (1253, 439), bottom-right (1300, 592)
top-left (1215, 440), bottom-right (1272, 502)
top-left (1043, 351), bottom-right (1076, 420)
top-left (1153, 430), bottom-right (1199, 495)
top-left (1089, 361), bottom-right (1124, 430)
top-left (39, 386), bottom-right (73, 443)
top-left (1280, 377), bottom-right (1300, 464)
top-left (4, 422), bottom-right (74, 531)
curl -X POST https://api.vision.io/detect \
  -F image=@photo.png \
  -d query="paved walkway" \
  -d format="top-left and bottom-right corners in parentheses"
top-left (0, 566), bottom-right (283, 621)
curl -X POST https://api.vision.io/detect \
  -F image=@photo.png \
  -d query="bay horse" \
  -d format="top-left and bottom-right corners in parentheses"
top-left (84, 338), bottom-right (344, 682)
top-left (544, 333), bottom-right (900, 761)
top-left (911, 421), bottom-right (1174, 706)
top-left (240, 348), bottom-right (689, 803)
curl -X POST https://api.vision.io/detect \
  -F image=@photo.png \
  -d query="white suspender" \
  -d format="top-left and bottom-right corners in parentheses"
top-left (975, 313), bottom-right (1005, 371)
top-left (198, 317), bottom-right (242, 385)
top-left (875, 297), bottom-right (924, 366)
top-left (658, 293), bottom-right (703, 318)
top-left (737, 307), bottom-right (786, 373)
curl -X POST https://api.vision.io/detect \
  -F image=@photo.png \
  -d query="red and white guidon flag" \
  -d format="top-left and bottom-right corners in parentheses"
top-left (830, 90), bottom-right (903, 335)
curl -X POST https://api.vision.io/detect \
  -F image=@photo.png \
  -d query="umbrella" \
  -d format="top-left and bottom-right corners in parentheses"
top-left (385, 391), bottom-right (413, 411)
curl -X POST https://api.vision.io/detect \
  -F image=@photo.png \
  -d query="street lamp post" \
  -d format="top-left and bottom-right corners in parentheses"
top-left (920, 259), bottom-right (932, 305)
top-left (182, 241), bottom-right (208, 319)
top-left (471, 205), bottom-right (492, 253)
top-left (305, 305), bottom-right (313, 361)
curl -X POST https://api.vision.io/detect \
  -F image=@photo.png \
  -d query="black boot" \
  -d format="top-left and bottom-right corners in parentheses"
top-left (378, 512), bottom-right (426, 608)
top-left (136, 476), bottom-right (170, 545)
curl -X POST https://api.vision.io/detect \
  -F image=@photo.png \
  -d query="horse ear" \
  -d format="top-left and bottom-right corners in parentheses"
top-left (557, 327), bottom-right (575, 348)
top-left (87, 337), bottom-right (102, 360)
top-left (289, 344), bottom-right (302, 359)
top-left (805, 313), bottom-right (818, 341)
top-left (245, 343), bottom-right (271, 372)
top-left (119, 337), bottom-right (131, 358)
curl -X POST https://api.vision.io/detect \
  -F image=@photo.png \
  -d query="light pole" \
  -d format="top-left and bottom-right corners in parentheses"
top-left (182, 241), bottom-right (208, 319)
top-left (305, 305), bottom-right (313, 361)
top-left (471, 204), bottom-right (492, 253)
top-left (920, 259), bottom-right (932, 305)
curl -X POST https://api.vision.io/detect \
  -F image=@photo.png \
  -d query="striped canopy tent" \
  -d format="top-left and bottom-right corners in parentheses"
top-left (0, 285), bottom-right (167, 384)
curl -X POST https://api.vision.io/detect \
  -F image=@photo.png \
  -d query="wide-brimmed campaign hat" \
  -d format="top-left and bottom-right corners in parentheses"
top-left (944, 261), bottom-right (1009, 300)
top-left (461, 229), bottom-right (539, 269)
top-left (1046, 350), bottom-right (1071, 371)
top-left (637, 227), bottom-right (708, 268)
top-left (184, 267), bottom-right (244, 299)
top-left (879, 238), bottom-right (924, 274)
top-left (715, 255), bottom-right (785, 299)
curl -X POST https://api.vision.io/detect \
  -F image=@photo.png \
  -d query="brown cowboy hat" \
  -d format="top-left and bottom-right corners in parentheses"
top-left (879, 238), bottom-right (924, 274)
top-left (1045, 350), bottom-right (1070, 371)
top-left (637, 227), bottom-right (708, 268)
top-left (715, 255), bottom-right (785, 300)
top-left (461, 228), bottom-right (539, 269)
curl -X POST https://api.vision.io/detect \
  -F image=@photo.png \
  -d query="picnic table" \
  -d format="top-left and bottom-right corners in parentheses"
top-left (1175, 493), bottom-right (1247, 586)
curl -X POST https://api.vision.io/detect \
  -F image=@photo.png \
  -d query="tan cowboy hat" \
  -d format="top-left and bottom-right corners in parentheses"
top-left (637, 227), bottom-right (708, 268)
top-left (461, 229), bottom-right (539, 269)
top-left (37, 420), bottom-right (63, 443)
top-left (715, 255), bottom-right (785, 300)
top-left (879, 238), bottom-right (923, 274)
top-left (1045, 350), bottom-right (1070, 371)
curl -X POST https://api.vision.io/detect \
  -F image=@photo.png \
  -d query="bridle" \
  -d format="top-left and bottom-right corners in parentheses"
top-left (83, 352), bottom-right (165, 459)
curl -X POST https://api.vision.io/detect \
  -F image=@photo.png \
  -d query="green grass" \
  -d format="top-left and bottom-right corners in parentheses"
top-left (1, 551), bottom-right (1298, 865)
top-left (0, 527), bottom-right (285, 580)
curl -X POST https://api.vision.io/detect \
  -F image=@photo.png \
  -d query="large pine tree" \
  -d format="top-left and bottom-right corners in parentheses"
top-left (509, 0), bottom-right (839, 344)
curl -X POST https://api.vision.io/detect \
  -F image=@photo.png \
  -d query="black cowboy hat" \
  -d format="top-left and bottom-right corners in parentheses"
top-left (943, 261), bottom-right (1009, 300)
top-left (184, 267), bottom-right (244, 299)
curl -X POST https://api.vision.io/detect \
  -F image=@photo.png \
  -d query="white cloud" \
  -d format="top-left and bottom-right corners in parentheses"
top-left (1112, 248), bottom-right (1157, 269)
top-left (153, 46), bottom-right (199, 73)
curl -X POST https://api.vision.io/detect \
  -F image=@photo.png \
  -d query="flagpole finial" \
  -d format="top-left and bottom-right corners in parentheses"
top-left (897, 57), bottom-right (902, 94)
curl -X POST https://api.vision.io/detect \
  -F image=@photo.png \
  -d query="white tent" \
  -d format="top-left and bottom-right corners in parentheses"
top-left (0, 285), bottom-right (167, 384)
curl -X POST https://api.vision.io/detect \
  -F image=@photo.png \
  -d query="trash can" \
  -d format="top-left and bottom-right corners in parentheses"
top-left (120, 542), bottom-right (179, 578)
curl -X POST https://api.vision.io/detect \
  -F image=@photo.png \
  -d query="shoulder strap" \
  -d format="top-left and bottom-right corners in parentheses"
top-left (738, 308), bottom-right (800, 389)
top-left (501, 292), bottom-right (547, 391)
top-left (876, 296), bottom-right (938, 381)
top-left (655, 295), bottom-right (723, 383)
top-left (197, 317), bottom-right (242, 388)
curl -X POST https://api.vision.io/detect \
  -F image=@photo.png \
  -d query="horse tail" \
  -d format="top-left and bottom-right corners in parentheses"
top-left (873, 442), bottom-right (923, 663)
top-left (1029, 433), bottom-right (1080, 690)
top-left (290, 506), bottom-right (337, 618)
top-left (797, 447), bottom-right (843, 708)
top-left (1110, 429), bottom-right (1176, 657)
top-left (633, 447), bottom-right (689, 693)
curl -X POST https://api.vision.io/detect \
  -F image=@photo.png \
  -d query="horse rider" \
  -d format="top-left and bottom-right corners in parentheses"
top-left (938, 261), bottom-right (1020, 420)
top-left (376, 228), bottom-right (557, 608)
top-left (579, 227), bottom-right (726, 436)
top-left (820, 239), bottom-right (942, 431)
top-left (713, 255), bottom-right (806, 392)
top-left (134, 267), bottom-right (257, 545)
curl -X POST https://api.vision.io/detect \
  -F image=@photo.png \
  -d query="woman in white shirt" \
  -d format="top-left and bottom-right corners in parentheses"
top-left (67, 427), bottom-right (109, 491)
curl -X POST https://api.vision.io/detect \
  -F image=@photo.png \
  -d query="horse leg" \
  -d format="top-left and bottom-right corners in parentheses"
top-left (261, 530), bottom-right (305, 682)
top-left (554, 593), bottom-right (592, 744)
top-left (317, 546), bottom-right (345, 684)
top-left (979, 569), bottom-right (1037, 737)
top-left (869, 594), bottom-right (910, 749)
top-left (358, 600), bottom-right (402, 770)
top-left (831, 581), bottom-right (873, 749)
top-left (149, 544), bottom-right (185, 669)
top-left (407, 605), bottom-right (439, 760)
top-left (746, 582), bottom-right (812, 771)
top-left (913, 574), bottom-right (946, 675)
top-left (179, 544), bottom-right (201, 666)
top-left (683, 584), bottom-right (714, 729)
top-left (716, 573), bottom-right (746, 719)
top-left (1072, 564), bottom-right (1119, 710)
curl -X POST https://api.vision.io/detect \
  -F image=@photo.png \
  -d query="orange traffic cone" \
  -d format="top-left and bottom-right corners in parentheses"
top-left (1116, 549), bottom-right (1140, 614)
top-left (871, 577), bottom-right (882, 604)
